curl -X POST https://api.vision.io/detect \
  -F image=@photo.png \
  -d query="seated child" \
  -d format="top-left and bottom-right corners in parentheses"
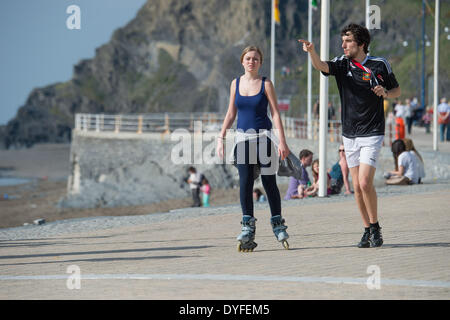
top-left (306, 159), bottom-right (331, 197)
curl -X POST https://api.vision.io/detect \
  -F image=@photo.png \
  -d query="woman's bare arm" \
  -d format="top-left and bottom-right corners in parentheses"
top-left (219, 80), bottom-right (237, 138)
top-left (265, 79), bottom-right (289, 160)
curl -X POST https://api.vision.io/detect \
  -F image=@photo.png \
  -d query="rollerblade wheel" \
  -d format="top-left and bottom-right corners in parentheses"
top-left (237, 242), bottom-right (255, 252)
top-left (282, 240), bottom-right (289, 250)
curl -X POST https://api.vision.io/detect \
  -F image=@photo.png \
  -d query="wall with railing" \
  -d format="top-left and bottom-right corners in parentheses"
top-left (74, 113), bottom-right (394, 145)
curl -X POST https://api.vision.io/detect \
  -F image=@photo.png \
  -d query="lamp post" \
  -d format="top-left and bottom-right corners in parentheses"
top-left (318, 0), bottom-right (330, 197)
top-left (421, 0), bottom-right (426, 110)
top-left (433, 0), bottom-right (440, 151)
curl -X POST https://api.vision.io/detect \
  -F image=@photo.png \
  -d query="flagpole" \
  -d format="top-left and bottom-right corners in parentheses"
top-left (318, 0), bottom-right (330, 198)
top-left (271, 0), bottom-right (275, 87)
top-left (433, 0), bottom-right (439, 151)
top-left (366, 0), bottom-right (370, 29)
top-left (307, 0), bottom-right (313, 140)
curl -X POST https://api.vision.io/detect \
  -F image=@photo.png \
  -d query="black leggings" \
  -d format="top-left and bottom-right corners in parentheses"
top-left (235, 137), bottom-right (281, 217)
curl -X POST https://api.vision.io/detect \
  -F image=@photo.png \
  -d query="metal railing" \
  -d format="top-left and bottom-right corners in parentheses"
top-left (74, 113), bottom-right (393, 145)
top-left (74, 113), bottom-right (225, 134)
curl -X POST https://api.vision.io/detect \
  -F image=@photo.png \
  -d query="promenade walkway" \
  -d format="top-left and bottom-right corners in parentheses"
top-left (1, 186), bottom-right (449, 299)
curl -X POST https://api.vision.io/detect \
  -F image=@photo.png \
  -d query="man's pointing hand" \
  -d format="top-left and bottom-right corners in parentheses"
top-left (298, 39), bottom-right (314, 53)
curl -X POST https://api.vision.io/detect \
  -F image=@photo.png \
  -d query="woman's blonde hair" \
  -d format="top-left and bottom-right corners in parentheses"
top-left (403, 138), bottom-right (423, 163)
top-left (240, 46), bottom-right (263, 65)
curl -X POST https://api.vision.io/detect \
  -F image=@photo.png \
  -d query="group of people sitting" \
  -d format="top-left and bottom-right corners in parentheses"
top-left (195, 138), bottom-right (425, 207)
top-left (283, 146), bottom-right (352, 200)
top-left (275, 138), bottom-right (425, 202)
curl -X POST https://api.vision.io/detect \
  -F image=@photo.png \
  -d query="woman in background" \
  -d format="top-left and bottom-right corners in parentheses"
top-left (403, 138), bottom-right (425, 184)
top-left (385, 139), bottom-right (419, 185)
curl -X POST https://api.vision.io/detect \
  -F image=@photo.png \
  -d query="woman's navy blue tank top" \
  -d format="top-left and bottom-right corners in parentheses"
top-left (235, 76), bottom-right (272, 132)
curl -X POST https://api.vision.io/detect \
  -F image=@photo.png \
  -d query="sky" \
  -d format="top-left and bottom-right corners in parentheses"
top-left (0, 0), bottom-right (147, 125)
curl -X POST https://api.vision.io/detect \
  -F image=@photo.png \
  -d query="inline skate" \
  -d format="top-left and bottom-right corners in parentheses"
top-left (270, 215), bottom-right (289, 250)
top-left (237, 215), bottom-right (257, 252)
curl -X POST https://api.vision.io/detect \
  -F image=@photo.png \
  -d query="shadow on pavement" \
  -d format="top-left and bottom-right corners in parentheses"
top-left (0, 255), bottom-right (194, 267)
top-left (0, 245), bottom-right (212, 260)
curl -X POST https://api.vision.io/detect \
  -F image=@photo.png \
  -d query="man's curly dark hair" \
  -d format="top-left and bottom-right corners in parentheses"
top-left (341, 23), bottom-right (371, 54)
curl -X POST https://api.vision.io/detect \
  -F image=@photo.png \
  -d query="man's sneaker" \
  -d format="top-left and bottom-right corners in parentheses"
top-left (369, 226), bottom-right (383, 247)
top-left (357, 229), bottom-right (371, 248)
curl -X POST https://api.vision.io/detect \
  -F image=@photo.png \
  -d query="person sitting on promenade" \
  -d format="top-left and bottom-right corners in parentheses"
top-left (385, 139), bottom-right (420, 185)
top-left (403, 138), bottom-right (425, 184)
top-left (284, 149), bottom-right (313, 199)
top-left (328, 144), bottom-right (353, 195)
top-left (253, 188), bottom-right (266, 202)
top-left (307, 159), bottom-right (332, 197)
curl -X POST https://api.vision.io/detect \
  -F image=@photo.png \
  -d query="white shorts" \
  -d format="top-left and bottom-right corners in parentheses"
top-left (342, 135), bottom-right (384, 169)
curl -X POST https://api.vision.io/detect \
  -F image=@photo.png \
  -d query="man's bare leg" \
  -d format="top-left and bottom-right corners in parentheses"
top-left (351, 163), bottom-right (383, 247)
top-left (358, 163), bottom-right (378, 224)
top-left (349, 166), bottom-right (370, 228)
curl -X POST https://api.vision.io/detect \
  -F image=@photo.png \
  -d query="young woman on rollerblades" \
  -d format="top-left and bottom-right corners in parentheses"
top-left (216, 46), bottom-right (291, 252)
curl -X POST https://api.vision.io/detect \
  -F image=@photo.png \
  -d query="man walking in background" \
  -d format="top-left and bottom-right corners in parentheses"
top-left (299, 23), bottom-right (401, 248)
top-left (187, 167), bottom-right (201, 207)
top-left (438, 97), bottom-right (450, 141)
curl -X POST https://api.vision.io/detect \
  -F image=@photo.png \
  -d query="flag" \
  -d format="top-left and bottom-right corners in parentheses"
top-left (311, 0), bottom-right (318, 11)
top-left (274, 0), bottom-right (280, 24)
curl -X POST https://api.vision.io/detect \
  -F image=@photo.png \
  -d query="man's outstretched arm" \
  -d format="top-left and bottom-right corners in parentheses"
top-left (298, 39), bottom-right (329, 74)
